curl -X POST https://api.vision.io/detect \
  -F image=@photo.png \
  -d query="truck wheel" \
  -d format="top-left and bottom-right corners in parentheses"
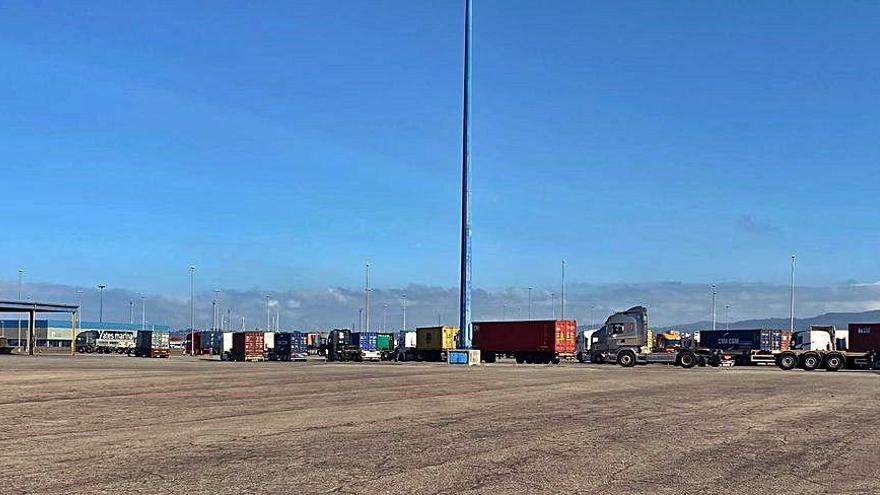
top-left (824, 353), bottom-right (844, 372)
top-left (551, 355), bottom-right (560, 365)
top-left (777, 353), bottom-right (797, 370)
top-left (617, 350), bottom-right (636, 368)
top-left (515, 354), bottom-right (525, 364)
top-left (591, 353), bottom-right (604, 364)
top-left (678, 352), bottom-right (696, 369)
top-left (801, 353), bottom-right (821, 371)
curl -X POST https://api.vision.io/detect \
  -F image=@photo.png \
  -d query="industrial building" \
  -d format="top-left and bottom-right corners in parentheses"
top-left (0, 319), bottom-right (172, 348)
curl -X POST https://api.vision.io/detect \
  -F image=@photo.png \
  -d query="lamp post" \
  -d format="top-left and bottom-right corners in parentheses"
top-left (364, 263), bottom-right (371, 333)
top-left (382, 303), bottom-right (387, 332)
top-left (561, 259), bottom-right (566, 320)
top-left (458, 0), bottom-right (473, 350)
top-left (17, 268), bottom-right (23, 351)
top-left (528, 287), bottom-right (533, 320)
top-left (265, 295), bottom-right (270, 331)
top-left (551, 292), bottom-right (556, 319)
top-left (789, 254), bottom-right (796, 333)
top-left (129, 299), bottom-right (133, 325)
top-left (402, 293), bottom-right (407, 332)
top-left (358, 308), bottom-right (363, 332)
top-left (98, 285), bottom-right (106, 328)
top-left (189, 265), bottom-right (195, 356)
top-left (725, 304), bottom-right (730, 330)
top-left (711, 284), bottom-right (717, 331)
top-left (140, 294), bottom-right (146, 331)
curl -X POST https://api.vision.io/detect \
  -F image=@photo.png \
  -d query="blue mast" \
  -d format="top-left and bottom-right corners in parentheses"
top-left (459, 0), bottom-right (473, 349)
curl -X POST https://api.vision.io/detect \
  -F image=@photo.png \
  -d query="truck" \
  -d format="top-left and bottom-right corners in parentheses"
top-left (323, 329), bottom-right (362, 362)
top-left (414, 326), bottom-right (459, 362)
top-left (75, 330), bottom-right (137, 354)
top-left (589, 306), bottom-right (722, 368)
top-left (0, 336), bottom-right (13, 354)
top-left (774, 324), bottom-right (880, 371)
top-left (133, 330), bottom-right (170, 358)
top-left (473, 320), bottom-right (577, 364)
top-left (230, 332), bottom-right (266, 362)
top-left (376, 333), bottom-right (396, 360)
top-left (351, 332), bottom-right (382, 361)
top-left (576, 329), bottom-right (599, 362)
top-left (393, 331), bottom-right (418, 361)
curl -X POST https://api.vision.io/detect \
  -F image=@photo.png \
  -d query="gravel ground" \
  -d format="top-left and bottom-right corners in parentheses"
top-left (0, 354), bottom-right (878, 494)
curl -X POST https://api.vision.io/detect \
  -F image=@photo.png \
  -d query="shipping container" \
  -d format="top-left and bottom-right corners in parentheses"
top-left (351, 332), bottom-right (379, 351)
top-left (473, 320), bottom-right (576, 364)
top-left (185, 332), bottom-right (202, 355)
top-left (231, 332), bottom-right (265, 362)
top-left (199, 331), bottom-right (224, 355)
top-left (134, 330), bottom-right (170, 358)
top-left (848, 323), bottom-right (880, 352)
top-left (268, 332), bottom-right (292, 361)
top-left (291, 331), bottom-right (307, 354)
top-left (414, 326), bottom-right (459, 361)
top-left (264, 332), bottom-right (275, 351)
top-left (376, 333), bottom-right (395, 352)
top-left (698, 329), bottom-right (789, 352)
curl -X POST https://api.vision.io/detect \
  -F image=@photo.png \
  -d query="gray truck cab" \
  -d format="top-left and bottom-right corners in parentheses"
top-left (590, 306), bottom-right (648, 363)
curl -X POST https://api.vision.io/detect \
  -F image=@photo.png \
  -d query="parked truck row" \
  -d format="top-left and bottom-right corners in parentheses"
top-left (74, 329), bottom-right (170, 358)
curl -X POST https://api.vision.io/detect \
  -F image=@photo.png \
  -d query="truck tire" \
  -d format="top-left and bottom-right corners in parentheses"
top-left (551, 355), bottom-right (560, 365)
top-left (824, 353), bottom-right (844, 372)
top-left (777, 352), bottom-right (797, 370)
top-left (591, 353), bottom-right (604, 364)
top-left (515, 353), bottom-right (525, 364)
top-left (801, 353), bottom-right (821, 371)
top-left (483, 353), bottom-right (496, 363)
top-left (678, 351), bottom-right (696, 369)
top-left (617, 350), bottom-right (636, 368)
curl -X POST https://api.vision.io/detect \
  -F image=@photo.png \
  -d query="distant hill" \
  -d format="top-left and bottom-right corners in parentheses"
top-left (656, 310), bottom-right (880, 333)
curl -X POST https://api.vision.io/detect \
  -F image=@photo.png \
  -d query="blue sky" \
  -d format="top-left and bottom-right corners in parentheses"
top-left (2, 1), bottom-right (879, 296)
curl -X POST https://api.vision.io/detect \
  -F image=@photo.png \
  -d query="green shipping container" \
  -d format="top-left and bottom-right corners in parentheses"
top-left (376, 334), bottom-right (394, 351)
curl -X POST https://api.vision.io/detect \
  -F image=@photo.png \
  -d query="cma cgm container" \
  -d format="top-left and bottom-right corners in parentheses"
top-left (231, 332), bottom-right (265, 362)
top-left (415, 326), bottom-right (459, 361)
top-left (473, 320), bottom-right (576, 364)
top-left (134, 331), bottom-right (170, 358)
top-left (698, 329), bottom-right (791, 365)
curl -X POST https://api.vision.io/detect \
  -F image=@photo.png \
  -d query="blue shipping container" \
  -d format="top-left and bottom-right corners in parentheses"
top-left (351, 332), bottom-right (379, 351)
top-left (699, 329), bottom-right (783, 352)
top-left (290, 331), bottom-right (307, 353)
top-left (200, 331), bottom-right (223, 353)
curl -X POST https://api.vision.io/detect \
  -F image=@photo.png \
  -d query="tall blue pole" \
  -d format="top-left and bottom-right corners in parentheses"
top-left (459, 0), bottom-right (473, 349)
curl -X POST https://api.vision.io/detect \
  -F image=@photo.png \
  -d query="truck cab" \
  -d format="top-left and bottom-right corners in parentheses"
top-left (791, 325), bottom-right (848, 351)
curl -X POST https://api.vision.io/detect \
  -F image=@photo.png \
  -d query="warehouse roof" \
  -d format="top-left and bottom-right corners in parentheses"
top-left (0, 300), bottom-right (78, 313)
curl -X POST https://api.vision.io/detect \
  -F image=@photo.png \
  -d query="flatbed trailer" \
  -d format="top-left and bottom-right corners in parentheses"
top-left (775, 349), bottom-right (877, 371)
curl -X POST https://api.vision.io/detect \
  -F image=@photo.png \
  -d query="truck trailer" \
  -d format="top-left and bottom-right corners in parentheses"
top-left (230, 332), bottom-right (266, 362)
top-left (775, 324), bottom-right (880, 371)
top-left (473, 320), bottom-right (576, 364)
top-left (698, 329), bottom-right (792, 366)
top-left (133, 330), bottom-right (170, 358)
top-left (75, 330), bottom-right (137, 354)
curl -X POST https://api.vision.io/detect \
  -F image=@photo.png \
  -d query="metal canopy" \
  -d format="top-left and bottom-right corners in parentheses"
top-left (0, 300), bottom-right (78, 313)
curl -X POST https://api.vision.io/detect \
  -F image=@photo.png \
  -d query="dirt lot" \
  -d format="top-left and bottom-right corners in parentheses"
top-left (0, 355), bottom-right (878, 495)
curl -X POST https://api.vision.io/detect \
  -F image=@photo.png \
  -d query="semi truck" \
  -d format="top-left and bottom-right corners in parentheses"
top-left (576, 329), bottom-right (599, 362)
top-left (133, 330), bottom-right (170, 358)
top-left (75, 330), bottom-right (137, 354)
top-left (473, 320), bottom-right (576, 364)
top-left (589, 306), bottom-right (722, 368)
top-left (774, 324), bottom-right (880, 371)
top-left (324, 329), bottom-right (362, 362)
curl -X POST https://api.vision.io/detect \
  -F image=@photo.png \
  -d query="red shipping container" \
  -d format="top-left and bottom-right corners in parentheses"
top-left (185, 332), bottom-right (201, 355)
top-left (473, 320), bottom-right (577, 357)
top-left (232, 332), bottom-right (266, 361)
top-left (848, 323), bottom-right (880, 352)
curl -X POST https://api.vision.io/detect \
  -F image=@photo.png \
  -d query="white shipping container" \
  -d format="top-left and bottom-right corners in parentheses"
top-left (222, 332), bottom-right (233, 352)
top-left (404, 331), bottom-right (417, 349)
top-left (264, 332), bottom-right (275, 350)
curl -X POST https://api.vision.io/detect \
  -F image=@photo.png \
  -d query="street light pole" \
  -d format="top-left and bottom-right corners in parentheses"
top-left (98, 285), bottom-right (106, 329)
top-left (265, 295), bottom-right (270, 331)
top-left (364, 263), bottom-right (370, 333)
top-left (561, 259), bottom-right (566, 320)
top-left (358, 308), bottom-right (363, 332)
top-left (458, 0), bottom-right (473, 350)
top-left (725, 304), bottom-right (730, 330)
top-left (789, 254), bottom-right (796, 333)
top-left (17, 268), bottom-right (24, 351)
top-left (402, 293), bottom-right (407, 331)
top-left (528, 287), bottom-right (533, 320)
top-left (140, 294), bottom-right (145, 331)
top-left (129, 299), bottom-right (133, 325)
top-left (189, 265), bottom-right (195, 356)
top-left (711, 284), bottom-right (717, 331)
top-left (551, 292), bottom-right (556, 319)
top-left (383, 303), bottom-right (387, 332)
